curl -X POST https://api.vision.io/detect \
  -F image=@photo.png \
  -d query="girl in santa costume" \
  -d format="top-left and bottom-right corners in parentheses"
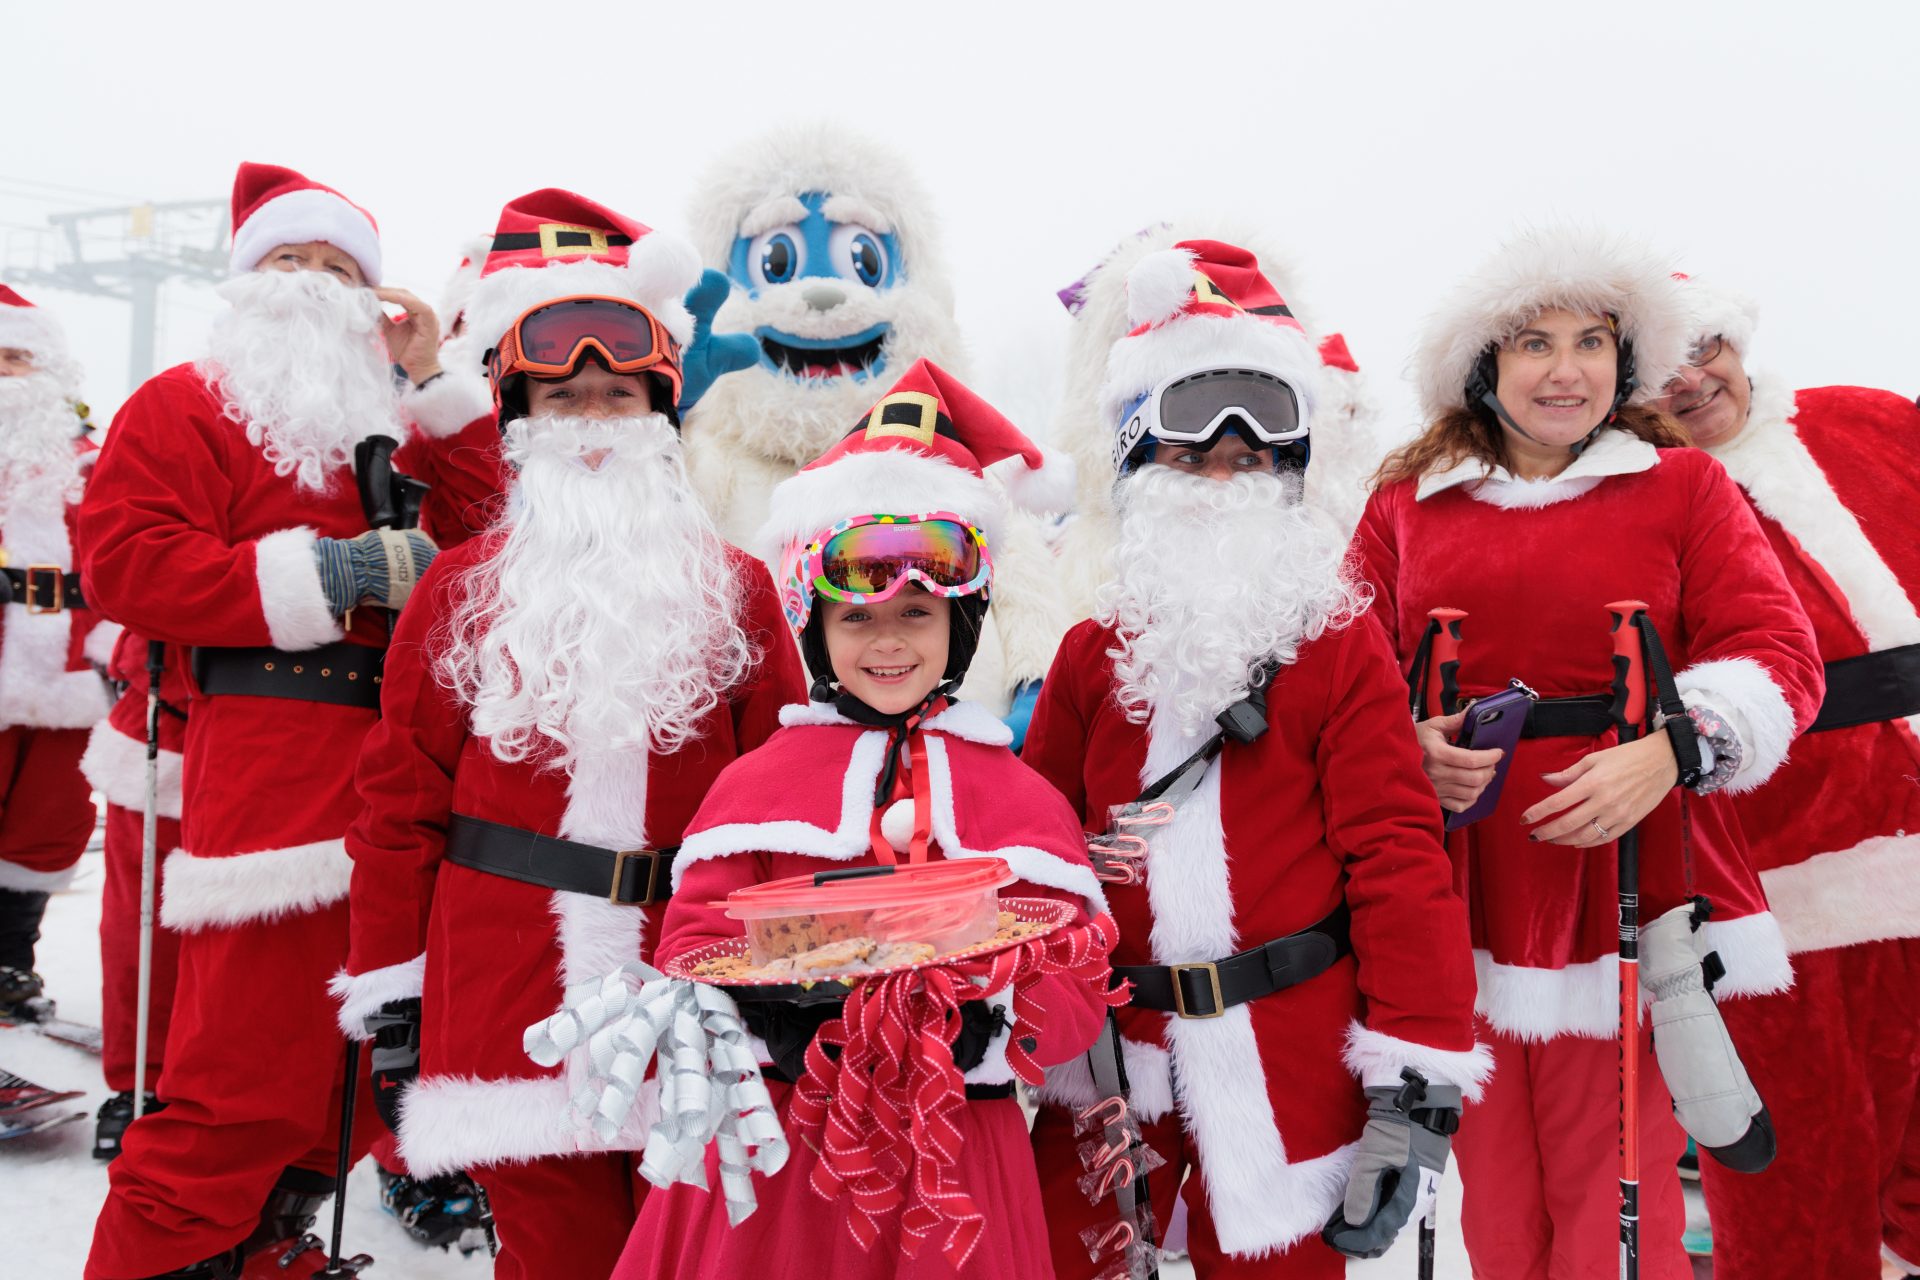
top-left (335, 189), bottom-right (806, 1280)
top-left (1021, 239), bottom-right (1490, 1279)
top-left (610, 358), bottom-right (1117, 1280)
top-left (1352, 227), bottom-right (1825, 1279)
top-left (1654, 276), bottom-right (1920, 1279)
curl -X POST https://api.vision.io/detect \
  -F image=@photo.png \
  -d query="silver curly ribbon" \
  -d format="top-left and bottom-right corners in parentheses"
top-left (524, 962), bottom-right (788, 1224)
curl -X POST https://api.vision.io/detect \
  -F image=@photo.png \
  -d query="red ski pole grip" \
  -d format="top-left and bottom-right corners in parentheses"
top-left (1607, 600), bottom-right (1649, 729)
top-left (1426, 608), bottom-right (1466, 720)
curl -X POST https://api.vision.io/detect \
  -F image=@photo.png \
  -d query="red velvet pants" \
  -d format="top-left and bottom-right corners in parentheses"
top-left (85, 900), bottom-right (379, 1278)
top-left (1031, 1103), bottom-right (1345, 1279)
top-left (1454, 1020), bottom-right (1691, 1279)
top-left (1701, 937), bottom-right (1920, 1277)
top-left (98, 801), bottom-right (182, 1095)
top-left (472, 1152), bottom-right (645, 1280)
top-left (0, 724), bottom-right (95, 881)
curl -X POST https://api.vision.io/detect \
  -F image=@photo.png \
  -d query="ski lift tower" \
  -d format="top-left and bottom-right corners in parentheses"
top-left (3, 199), bottom-right (228, 394)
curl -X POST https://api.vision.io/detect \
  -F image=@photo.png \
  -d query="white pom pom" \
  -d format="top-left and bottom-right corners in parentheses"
top-left (880, 798), bottom-right (915, 853)
top-left (995, 448), bottom-right (1077, 514)
top-left (1125, 248), bottom-right (1200, 329)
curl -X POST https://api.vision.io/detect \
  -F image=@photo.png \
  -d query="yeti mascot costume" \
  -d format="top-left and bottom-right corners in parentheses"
top-left (682, 122), bottom-right (1071, 727)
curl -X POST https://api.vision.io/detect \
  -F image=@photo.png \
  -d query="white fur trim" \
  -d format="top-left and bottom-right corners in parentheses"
top-left (0, 484), bottom-right (110, 729)
top-left (230, 187), bottom-right (382, 285)
top-left (0, 305), bottom-right (68, 362)
top-left (757, 449), bottom-right (1007, 561)
top-left (1341, 1022), bottom-right (1494, 1102)
top-left (1474, 949), bottom-right (1620, 1041)
top-left (436, 234), bottom-right (494, 340)
top-left (80, 720), bottom-right (183, 817)
top-left (1674, 275), bottom-right (1759, 356)
top-left (462, 236), bottom-right (701, 363)
top-left (991, 447), bottom-right (1076, 516)
top-left (1763, 833), bottom-right (1920, 953)
top-left (1098, 311), bottom-right (1323, 442)
top-left (0, 858), bottom-right (78, 891)
top-left (1414, 226), bottom-right (1689, 422)
top-left (329, 954), bottom-right (426, 1039)
top-left (1885, 1243), bottom-right (1920, 1274)
top-left (398, 1071), bottom-right (660, 1177)
top-left (673, 729), bottom-right (886, 881)
top-left (922, 735), bottom-right (1106, 914)
top-left (1030, 1034), bottom-right (1176, 1122)
top-left (83, 620), bottom-right (123, 669)
top-left (253, 526), bottom-right (344, 651)
top-left (553, 746), bottom-right (651, 985)
top-left (1676, 656), bottom-right (1798, 793)
top-left (1125, 248), bottom-right (1203, 329)
top-left (775, 697), bottom-right (1013, 747)
top-left (403, 370), bottom-right (491, 439)
top-left (1698, 909), bottom-right (1794, 997)
top-left (159, 839), bottom-right (352, 932)
top-left (1415, 426), bottom-right (1660, 504)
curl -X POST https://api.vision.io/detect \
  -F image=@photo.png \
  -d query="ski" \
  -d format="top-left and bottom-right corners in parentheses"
top-left (0, 1107), bottom-right (87, 1142)
top-left (1, 1006), bottom-right (106, 1055)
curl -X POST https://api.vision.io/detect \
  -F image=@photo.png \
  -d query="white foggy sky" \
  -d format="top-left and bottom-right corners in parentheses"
top-left (4, 0), bottom-right (1915, 436)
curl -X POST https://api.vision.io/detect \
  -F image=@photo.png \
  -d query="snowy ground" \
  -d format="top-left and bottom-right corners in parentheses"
top-left (6, 837), bottom-right (1836, 1279)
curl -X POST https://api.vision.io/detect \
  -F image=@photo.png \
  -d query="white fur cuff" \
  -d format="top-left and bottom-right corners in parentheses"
top-left (253, 526), bottom-right (344, 652)
top-left (80, 721), bottom-right (184, 817)
top-left (1342, 1022), bottom-right (1494, 1102)
top-left (1029, 1035), bottom-right (1175, 1122)
top-left (1677, 657), bottom-right (1798, 794)
top-left (83, 621), bottom-right (124, 669)
top-left (404, 372), bottom-right (492, 439)
top-left (159, 839), bottom-right (353, 932)
top-left (1698, 910), bottom-right (1794, 998)
top-left (1764, 833), bottom-right (1920, 954)
top-left (329, 954), bottom-right (427, 1039)
top-left (0, 859), bottom-right (79, 892)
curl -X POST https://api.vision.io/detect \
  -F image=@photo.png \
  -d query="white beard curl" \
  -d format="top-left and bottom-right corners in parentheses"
top-left (201, 270), bottom-right (401, 494)
top-left (436, 413), bottom-right (757, 769)
top-left (1098, 467), bottom-right (1372, 738)
top-left (0, 373), bottom-right (85, 516)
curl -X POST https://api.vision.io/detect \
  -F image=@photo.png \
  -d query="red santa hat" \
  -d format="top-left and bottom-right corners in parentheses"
top-left (0, 284), bottom-right (69, 364)
top-left (1415, 225), bottom-right (1690, 422)
top-left (227, 162), bottom-right (382, 285)
top-left (1671, 272), bottom-right (1760, 355)
top-left (460, 189), bottom-right (700, 370)
top-left (1097, 238), bottom-right (1325, 443)
top-left (759, 358), bottom-right (1073, 557)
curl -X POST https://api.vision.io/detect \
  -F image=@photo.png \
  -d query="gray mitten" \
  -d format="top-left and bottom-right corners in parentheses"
top-left (1641, 899), bottom-right (1774, 1172)
top-left (315, 528), bottom-right (437, 616)
top-left (1321, 1069), bottom-right (1461, 1260)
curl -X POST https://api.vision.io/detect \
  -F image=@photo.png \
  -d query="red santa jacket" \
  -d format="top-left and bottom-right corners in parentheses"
top-left (336, 533), bottom-right (803, 1176)
top-left (1022, 613), bottom-right (1489, 1258)
top-left (1352, 430), bottom-right (1824, 1043)
top-left (0, 441), bottom-right (113, 735)
top-left (661, 699), bottom-right (1111, 1083)
top-left (77, 363), bottom-right (503, 934)
top-left (1705, 379), bottom-right (1920, 954)
top-left (80, 630), bottom-right (191, 823)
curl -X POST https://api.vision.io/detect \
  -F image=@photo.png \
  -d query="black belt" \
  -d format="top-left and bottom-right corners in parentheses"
top-left (191, 642), bottom-right (385, 710)
top-left (444, 812), bottom-right (676, 906)
top-left (1116, 903), bottom-right (1350, 1019)
top-left (759, 1061), bottom-right (1014, 1100)
top-left (1521, 695), bottom-right (1616, 739)
top-left (0, 566), bottom-right (84, 612)
top-left (1809, 643), bottom-right (1920, 734)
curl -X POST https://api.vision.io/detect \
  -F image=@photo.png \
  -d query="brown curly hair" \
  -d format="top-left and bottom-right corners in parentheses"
top-left (1371, 403), bottom-right (1692, 490)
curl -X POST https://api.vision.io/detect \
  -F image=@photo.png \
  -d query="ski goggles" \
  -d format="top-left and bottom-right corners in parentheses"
top-left (1113, 366), bottom-right (1310, 473)
top-left (490, 295), bottom-right (681, 393)
top-left (782, 513), bottom-right (992, 632)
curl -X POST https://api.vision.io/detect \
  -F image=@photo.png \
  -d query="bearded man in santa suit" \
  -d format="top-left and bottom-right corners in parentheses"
top-left (335, 189), bottom-right (804, 1280)
top-left (77, 162), bottom-right (506, 1280)
top-left (0, 285), bottom-right (115, 1021)
top-left (1656, 277), bottom-right (1920, 1279)
top-left (1021, 241), bottom-right (1488, 1278)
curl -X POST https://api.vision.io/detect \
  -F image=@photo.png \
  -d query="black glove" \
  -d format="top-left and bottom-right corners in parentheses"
top-left (364, 997), bottom-right (421, 1134)
top-left (742, 994), bottom-right (1014, 1081)
top-left (1321, 1069), bottom-right (1461, 1260)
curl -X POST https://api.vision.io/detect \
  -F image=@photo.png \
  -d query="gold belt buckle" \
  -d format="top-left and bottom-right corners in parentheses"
top-left (25, 565), bottom-right (65, 615)
top-left (609, 848), bottom-right (662, 906)
top-left (1170, 960), bottom-right (1225, 1019)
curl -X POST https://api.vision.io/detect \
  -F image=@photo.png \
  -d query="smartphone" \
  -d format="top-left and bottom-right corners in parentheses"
top-left (1444, 683), bottom-right (1535, 831)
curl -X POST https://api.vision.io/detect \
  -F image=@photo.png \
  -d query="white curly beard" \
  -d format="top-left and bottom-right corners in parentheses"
top-left (436, 413), bottom-right (756, 770)
top-left (0, 373), bottom-right (85, 514)
top-left (1098, 466), bottom-right (1372, 738)
top-left (201, 269), bottom-right (402, 494)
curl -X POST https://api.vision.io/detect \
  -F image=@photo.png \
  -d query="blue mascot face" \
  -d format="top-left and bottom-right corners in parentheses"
top-left (726, 192), bottom-right (902, 383)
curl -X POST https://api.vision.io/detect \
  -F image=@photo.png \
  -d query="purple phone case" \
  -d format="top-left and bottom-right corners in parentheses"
top-left (1444, 687), bottom-right (1533, 831)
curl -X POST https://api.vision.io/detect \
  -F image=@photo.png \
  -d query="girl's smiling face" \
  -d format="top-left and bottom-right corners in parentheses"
top-left (822, 588), bottom-right (950, 715)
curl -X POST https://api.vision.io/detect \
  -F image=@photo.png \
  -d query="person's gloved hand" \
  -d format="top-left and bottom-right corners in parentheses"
top-left (315, 528), bottom-right (438, 616)
top-left (1322, 1070), bottom-right (1461, 1259)
top-left (1004, 680), bottom-right (1042, 754)
top-left (676, 268), bottom-right (759, 414)
top-left (365, 997), bottom-right (422, 1135)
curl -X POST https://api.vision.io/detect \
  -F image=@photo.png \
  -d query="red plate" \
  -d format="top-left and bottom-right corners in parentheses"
top-left (665, 897), bottom-right (1074, 1003)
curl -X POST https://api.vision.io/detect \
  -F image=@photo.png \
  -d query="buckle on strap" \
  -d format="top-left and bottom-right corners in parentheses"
top-left (25, 565), bottom-right (66, 614)
top-left (609, 848), bottom-right (663, 906)
top-left (1170, 961), bottom-right (1224, 1019)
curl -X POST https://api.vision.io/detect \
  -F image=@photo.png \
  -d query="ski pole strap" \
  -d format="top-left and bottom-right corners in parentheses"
top-left (1136, 661), bottom-right (1280, 805)
top-left (1520, 695), bottom-right (1616, 738)
top-left (1808, 642), bottom-right (1920, 733)
top-left (1629, 614), bottom-right (1707, 790)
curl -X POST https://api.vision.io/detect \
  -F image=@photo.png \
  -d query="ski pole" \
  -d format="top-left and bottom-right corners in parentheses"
top-left (1607, 600), bottom-right (1649, 1280)
top-left (317, 1038), bottom-right (362, 1277)
top-left (133, 640), bottom-right (164, 1122)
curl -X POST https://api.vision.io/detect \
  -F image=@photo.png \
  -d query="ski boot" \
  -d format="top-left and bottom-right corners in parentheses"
top-left (1678, 1136), bottom-right (1700, 1181)
top-left (377, 1162), bottom-right (495, 1255)
top-left (0, 964), bottom-right (51, 1022)
top-left (232, 1169), bottom-right (360, 1277)
top-left (95, 1090), bottom-right (167, 1161)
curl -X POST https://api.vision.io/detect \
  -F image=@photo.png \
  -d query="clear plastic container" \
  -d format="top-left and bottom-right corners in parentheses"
top-left (719, 859), bottom-right (1015, 972)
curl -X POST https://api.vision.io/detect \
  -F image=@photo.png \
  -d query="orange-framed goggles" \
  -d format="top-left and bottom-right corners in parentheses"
top-left (489, 295), bottom-right (683, 403)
